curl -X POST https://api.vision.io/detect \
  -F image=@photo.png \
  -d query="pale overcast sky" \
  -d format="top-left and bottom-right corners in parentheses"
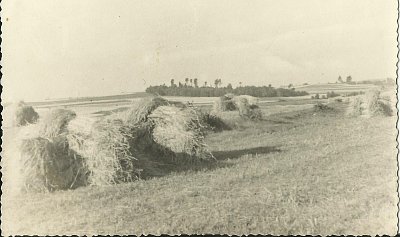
top-left (2, 0), bottom-right (398, 102)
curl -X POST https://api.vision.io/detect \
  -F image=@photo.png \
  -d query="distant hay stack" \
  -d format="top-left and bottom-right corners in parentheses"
top-left (346, 90), bottom-right (393, 118)
top-left (12, 101), bottom-right (39, 127)
top-left (149, 106), bottom-right (214, 161)
top-left (39, 109), bottom-right (77, 138)
top-left (365, 90), bottom-right (393, 117)
top-left (346, 96), bottom-right (365, 117)
top-left (235, 97), bottom-right (263, 120)
top-left (212, 94), bottom-right (262, 120)
top-left (18, 136), bottom-right (86, 192)
top-left (212, 93), bottom-right (237, 113)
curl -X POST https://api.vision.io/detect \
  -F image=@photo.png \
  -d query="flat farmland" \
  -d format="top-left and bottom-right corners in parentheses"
top-left (2, 93), bottom-right (397, 235)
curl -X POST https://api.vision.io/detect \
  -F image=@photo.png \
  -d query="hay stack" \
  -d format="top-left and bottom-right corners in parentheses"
top-left (68, 118), bottom-right (138, 185)
top-left (12, 109), bottom-right (87, 192)
top-left (346, 97), bottom-right (364, 117)
top-left (365, 90), bottom-right (393, 116)
top-left (39, 109), bottom-right (76, 138)
top-left (236, 97), bottom-right (263, 120)
top-left (12, 101), bottom-right (39, 127)
top-left (149, 106), bottom-right (214, 161)
top-left (212, 94), bottom-right (262, 120)
top-left (347, 91), bottom-right (393, 117)
top-left (212, 94), bottom-right (237, 113)
top-left (18, 136), bottom-right (86, 192)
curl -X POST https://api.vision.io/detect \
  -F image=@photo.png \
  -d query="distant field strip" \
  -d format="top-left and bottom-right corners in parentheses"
top-left (294, 84), bottom-right (378, 93)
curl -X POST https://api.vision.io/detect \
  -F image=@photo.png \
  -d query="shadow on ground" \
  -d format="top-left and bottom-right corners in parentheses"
top-left (137, 145), bottom-right (281, 180)
top-left (213, 146), bottom-right (281, 160)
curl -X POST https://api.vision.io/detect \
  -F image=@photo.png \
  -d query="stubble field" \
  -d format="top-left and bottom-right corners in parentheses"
top-left (1, 94), bottom-right (398, 235)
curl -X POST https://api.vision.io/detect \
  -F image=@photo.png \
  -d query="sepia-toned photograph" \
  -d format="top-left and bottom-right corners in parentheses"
top-left (1, 0), bottom-right (399, 235)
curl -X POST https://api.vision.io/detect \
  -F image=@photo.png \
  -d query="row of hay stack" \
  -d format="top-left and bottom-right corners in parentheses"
top-left (212, 93), bottom-right (262, 120)
top-left (13, 96), bottom-right (217, 193)
top-left (346, 90), bottom-right (393, 117)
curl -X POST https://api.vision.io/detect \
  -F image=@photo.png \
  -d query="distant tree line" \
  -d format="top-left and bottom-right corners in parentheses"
top-left (145, 78), bottom-right (309, 97)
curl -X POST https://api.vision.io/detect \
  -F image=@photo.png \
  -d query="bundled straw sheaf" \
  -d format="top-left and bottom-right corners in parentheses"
top-left (365, 90), bottom-right (393, 116)
top-left (68, 118), bottom-right (138, 185)
top-left (13, 109), bottom-right (87, 192)
top-left (212, 93), bottom-right (237, 113)
top-left (212, 94), bottom-right (262, 120)
top-left (19, 136), bottom-right (86, 192)
top-left (149, 106), bottom-right (214, 161)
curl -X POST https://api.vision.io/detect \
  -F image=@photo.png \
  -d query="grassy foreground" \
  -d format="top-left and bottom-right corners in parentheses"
top-left (2, 103), bottom-right (398, 235)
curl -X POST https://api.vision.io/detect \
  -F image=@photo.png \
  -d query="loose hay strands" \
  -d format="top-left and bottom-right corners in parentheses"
top-left (149, 106), bottom-right (214, 161)
top-left (39, 109), bottom-right (77, 138)
top-left (19, 136), bottom-right (86, 192)
top-left (69, 118), bottom-right (139, 186)
top-left (12, 101), bottom-right (39, 127)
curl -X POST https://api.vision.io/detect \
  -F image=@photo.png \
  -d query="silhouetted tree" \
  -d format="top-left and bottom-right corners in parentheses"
top-left (346, 76), bottom-right (352, 83)
top-left (338, 76), bottom-right (343, 83)
top-left (170, 79), bottom-right (175, 87)
top-left (194, 78), bottom-right (198, 88)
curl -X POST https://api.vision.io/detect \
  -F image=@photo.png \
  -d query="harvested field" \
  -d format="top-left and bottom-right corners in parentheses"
top-left (2, 95), bottom-right (397, 235)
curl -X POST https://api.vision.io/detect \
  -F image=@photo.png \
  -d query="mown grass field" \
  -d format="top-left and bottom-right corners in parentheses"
top-left (2, 99), bottom-right (398, 235)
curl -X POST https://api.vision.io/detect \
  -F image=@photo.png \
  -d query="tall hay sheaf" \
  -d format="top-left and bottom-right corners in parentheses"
top-left (149, 106), bottom-right (214, 161)
top-left (13, 101), bottom-right (39, 127)
top-left (15, 109), bottom-right (87, 192)
top-left (19, 135), bottom-right (86, 192)
top-left (68, 118), bottom-right (138, 186)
